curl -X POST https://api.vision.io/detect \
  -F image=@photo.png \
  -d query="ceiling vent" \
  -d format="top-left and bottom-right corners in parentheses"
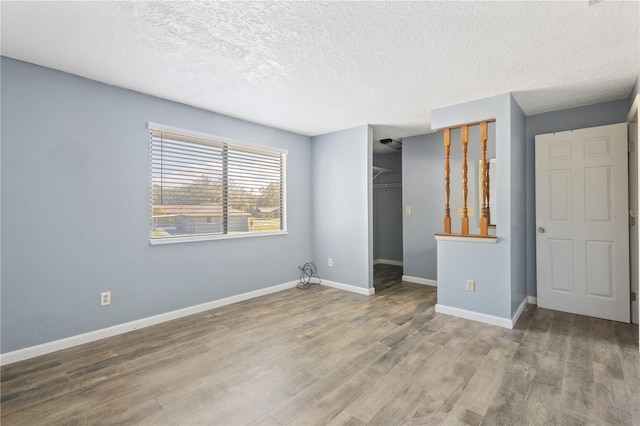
top-left (380, 138), bottom-right (402, 150)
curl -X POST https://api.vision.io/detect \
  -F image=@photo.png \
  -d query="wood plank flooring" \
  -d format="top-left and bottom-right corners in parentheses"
top-left (373, 264), bottom-right (403, 293)
top-left (1, 270), bottom-right (638, 425)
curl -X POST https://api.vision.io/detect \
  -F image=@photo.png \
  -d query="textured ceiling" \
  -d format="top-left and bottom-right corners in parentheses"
top-left (1, 1), bottom-right (639, 153)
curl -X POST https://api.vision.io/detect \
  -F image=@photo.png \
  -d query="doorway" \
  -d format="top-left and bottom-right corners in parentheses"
top-left (373, 150), bottom-right (403, 292)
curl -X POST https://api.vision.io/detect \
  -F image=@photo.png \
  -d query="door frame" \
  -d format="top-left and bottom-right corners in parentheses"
top-left (628, 94), bottom-right (639, 351)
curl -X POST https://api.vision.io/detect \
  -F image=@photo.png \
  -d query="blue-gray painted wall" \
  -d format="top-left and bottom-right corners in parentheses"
top-left (523, 99), bottom-right (630, 298)
top-left (406, 97), bottom-right (630, 304)
top-left (311, 125), bottom-right (372, 289)
top-left (373, 152), bottom-right (402, 262)
top-left (1, 56), bottom-right (635, 353)
top-left (509, 96), bottom-right (527, 314)
top-left (431, 93), bottom-right (524, 319)
top-left (630, 73), bottom-right (639, 109)
top-left (1, 57), bottom-right (313, 353)
top-left (402, 123), bottom-right (496, 282)
top-left (402, 133), bottom-right (441, 280)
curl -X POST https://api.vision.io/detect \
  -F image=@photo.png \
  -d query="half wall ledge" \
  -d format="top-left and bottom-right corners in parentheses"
top-left (434, 234), bottom-right (498, 244)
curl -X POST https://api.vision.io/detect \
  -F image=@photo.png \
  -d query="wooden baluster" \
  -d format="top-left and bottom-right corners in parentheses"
top-left (461, 125), bottom-right (469, 235)
top-left (479, 121), bottom-right (489, 236)
top-left (443, 128), bottom-right (451, 234)
top-left (486, 157), bottom-right (491, 226)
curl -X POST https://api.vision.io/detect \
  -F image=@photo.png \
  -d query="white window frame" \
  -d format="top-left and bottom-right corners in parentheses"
top-left (148, 122), bottom-right (288, 245)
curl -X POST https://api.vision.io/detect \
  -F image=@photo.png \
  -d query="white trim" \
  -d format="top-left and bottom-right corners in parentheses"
top-left (436, 304), bottom-right (508, 329)
top-left (527, 296), bottom-right (538, 305)
top-left (282, 154), bottom-right (287, 233)
top-left (0, 280), bottom-right (299, 366)
top-left (512, 297), bottom-right (529, 327)
top-left (630, 95), bottom-right (640, 349)
top-left (402, 275), bottom-right (437, 287)
top-left (321, 279), bottom-right (375, 296)
top-left (150, 230), bottom-right (288, 245)
top-left (435, 297), bottom-right (528, 329)
top-left (434, 235), bottom-right (498, 244)
top-left (373, 259), bottom-right (403, 266)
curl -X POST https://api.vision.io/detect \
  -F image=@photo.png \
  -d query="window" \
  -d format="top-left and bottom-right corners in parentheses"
top-left (149, 123), bottom-right (287, 244)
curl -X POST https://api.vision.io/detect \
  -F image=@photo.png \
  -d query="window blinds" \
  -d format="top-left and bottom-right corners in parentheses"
top-left (150, 128), bottom-right (286, 242)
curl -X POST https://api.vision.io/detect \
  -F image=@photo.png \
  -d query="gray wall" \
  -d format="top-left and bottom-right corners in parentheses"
top-left (432, 93), bottom-right (526, 319)
top-left (403, 97), bottom-right (630, 303)
top-left (373, 152), bottom-right (402, 262)
top-left (524, 99), bottom-right (630, 298)
top-left (402, 123), bottom-right (496, 281)
top-left (631, 74), bottom-right (639, 109)
top-left (402, 133), bottom-right (442, 281)
top-left (311, 125), bottom-right (373, 289)
top-left (509, 96), bottom-right (527, 314)
top-left (1, 57), bottom-right (313, 353)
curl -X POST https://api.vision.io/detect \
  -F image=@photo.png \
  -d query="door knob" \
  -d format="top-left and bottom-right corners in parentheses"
top-left (538, 227), bottom-right (545, 233)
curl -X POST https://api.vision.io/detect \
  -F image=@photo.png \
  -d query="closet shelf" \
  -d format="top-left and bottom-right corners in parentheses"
top-left (373, 166), bottom-right (394, 180)
top-left (373, 182), bottom-right (402, 188)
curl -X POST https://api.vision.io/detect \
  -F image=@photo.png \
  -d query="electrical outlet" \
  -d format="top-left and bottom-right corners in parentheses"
top-left (465, 280), bottom-right (475, 292)
top-left (101, 291), bottom-right (111, 306)
top-left (328, 258), bottom-right (333, 267)
top-left (405, 206), bottom-right (411, 215)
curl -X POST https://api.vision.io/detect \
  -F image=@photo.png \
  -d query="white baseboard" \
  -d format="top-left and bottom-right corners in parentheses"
top-left (321, 279), bottom-right (375, 296)
top-left (512, 297), bottom-right (528, 326)
top-left (436, 304), bottom-right (513, 328)
top-left (402, 275), bottom-right (437, 287)
top-left (527, 296), bottom-right (537, 305)
top-left (0, 280), bottom-right (299, 366)
top-left (436, 299), bottom-right (527, 330)
top-left (373, 259), bottom-right (403, 266)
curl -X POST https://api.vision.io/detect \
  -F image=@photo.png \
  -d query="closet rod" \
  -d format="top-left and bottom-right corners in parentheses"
top-left (373, 183), bottom-right (402, 188)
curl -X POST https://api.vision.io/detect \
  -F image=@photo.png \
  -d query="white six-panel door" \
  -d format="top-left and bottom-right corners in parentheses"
top-left (535, 123), bottom-right (629, 323)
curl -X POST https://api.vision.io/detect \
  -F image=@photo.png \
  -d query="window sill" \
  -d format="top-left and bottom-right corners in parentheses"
top-left (434, 234), bottom-right (498, 244)
top-left (150, 230), bottom-right (288, 245)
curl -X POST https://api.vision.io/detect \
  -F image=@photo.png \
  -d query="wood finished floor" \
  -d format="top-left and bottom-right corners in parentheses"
top-left (1, 270), bottom-right (639, 425)
top-left (373, 264), bottom-right (403, 293)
